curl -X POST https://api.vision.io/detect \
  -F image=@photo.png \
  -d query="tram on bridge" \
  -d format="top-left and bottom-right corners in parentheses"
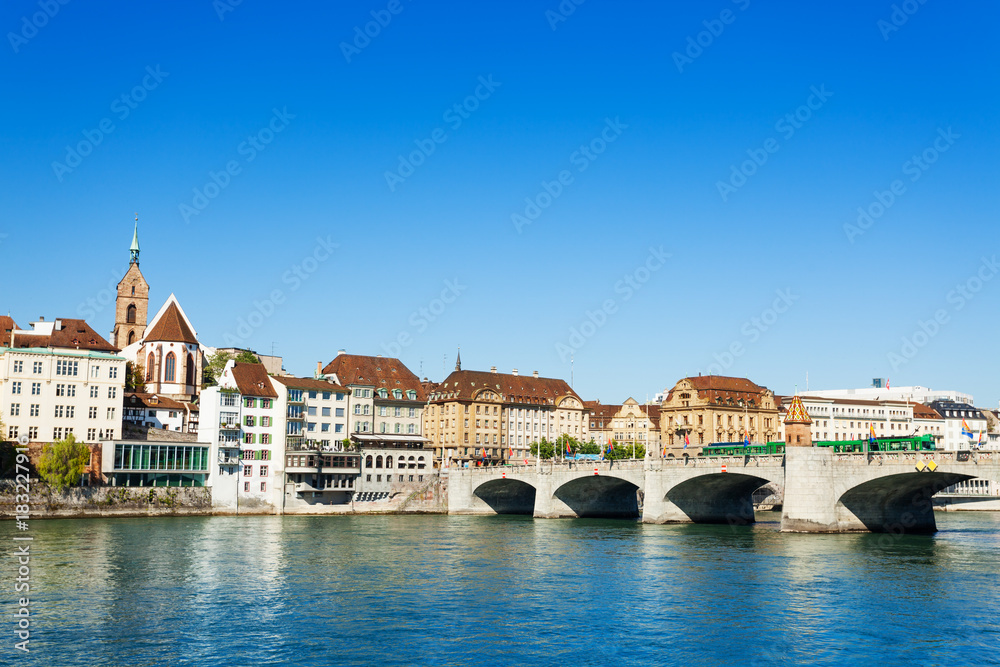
top-left (699, 434), bottom-right (936, 457)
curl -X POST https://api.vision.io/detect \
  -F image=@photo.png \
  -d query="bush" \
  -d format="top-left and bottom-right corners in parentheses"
top-left (37, 434), bottom-right (91, 491)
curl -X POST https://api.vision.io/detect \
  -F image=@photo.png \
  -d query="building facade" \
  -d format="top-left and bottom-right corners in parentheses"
top-left (110, 219), bottom-right (149, 349)
top-left (928, 400), bottom-right (988, 451)
top-left (424, 363), bottom-right (588, 466)
top-left (123, 392), bottom-right (191, 432)
top-left (659, 376), bottom-right (779, 456)
top-left (1, 317), bottom-right (125, 445)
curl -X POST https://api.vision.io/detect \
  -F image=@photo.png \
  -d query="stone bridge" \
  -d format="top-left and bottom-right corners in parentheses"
top-left (446, 449), bottom-right (1000, 533)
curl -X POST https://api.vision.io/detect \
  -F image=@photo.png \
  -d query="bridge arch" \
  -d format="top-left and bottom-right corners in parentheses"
top-left (837, 471), bottom-right (973, 534)
top-left (472, 478), bottom-right (537, 515)
top-left (656, 472), bottom-right (772, 525)
top-left (552, 476), bottom-right (641, 519)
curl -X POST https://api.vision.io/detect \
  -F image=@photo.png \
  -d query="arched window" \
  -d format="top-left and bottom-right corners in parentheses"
top-left (185, 354), bottom-right (195, 386)
top-left (365, 455), bottom-right (373, 468)
top-left (164, 353), bottom-right (176, 383)
top-left (376, 455), bottom-right (383, 468)
top-left (386, 456), bottom-right (393, 468)
top-left (127, 330), bottom-right (135, 345)
top-left (126, 304), bottom-right (137, 323)
top-left (408, 456), bottom-right (416, 469)
top-left (146, 352), bottom-right (155, 381)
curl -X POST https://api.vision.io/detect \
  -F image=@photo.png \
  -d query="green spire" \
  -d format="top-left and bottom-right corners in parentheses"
top-left (130, 214), bottom-right (140, 264)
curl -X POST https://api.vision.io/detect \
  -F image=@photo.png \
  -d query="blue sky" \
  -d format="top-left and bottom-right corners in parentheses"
top-left (2, 0), bottom-right (998, 406)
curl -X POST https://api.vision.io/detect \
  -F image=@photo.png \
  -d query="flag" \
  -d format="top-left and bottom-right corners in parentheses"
top-left (978, 430), bottom-right (985, 447)
top-left (509, 447), bottom-right (514, 457)
top-left (684, 433), bottom-right (689, 449)
top-left (607, 440), bottom-right (614, 452)
top-left (886, 378), bottom-right (890, 390)
top-left (962, 419), bottom-right (974, 439)
top-left (566, 440), bottom-right (572, 455)
top-left (869, 422), bottom-right (877, 443)
top-left (743, 429), bottom-right (750, 447)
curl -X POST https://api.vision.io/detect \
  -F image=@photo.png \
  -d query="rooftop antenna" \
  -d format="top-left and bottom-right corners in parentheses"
top-left (571, 352), bottom-right (574, 388)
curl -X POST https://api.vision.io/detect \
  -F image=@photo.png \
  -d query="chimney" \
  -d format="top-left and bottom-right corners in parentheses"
top-left (512, 369), bottom-right (518, 376)
top-left (38, 316), bottom-right (44, 321)
top-left (532, 370), bottom-right (539, 378)
top-left (337, 349), bottom-right (345, 356)
top-left (490, 366), bottom-right (497, 373)
top-left (316, 361), bottom-right (322, 376)
top-left (55, 319), bottom-right (62, 330)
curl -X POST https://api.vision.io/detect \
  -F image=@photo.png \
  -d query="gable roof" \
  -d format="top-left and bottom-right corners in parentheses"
top-left (8, 318), bottom-right (117, 352)
top-left (784, 396), bottom-right (812, 425)
top-left (911, 402), bottom-right (943, 420)
top-left (322, 354), bottom-right (425, 400)
top-left (428, 369), bottom-right (580, 407)
top-left (230, 362), bottom-right (278, 398)
top-left (125, 392), bottom-right (187, 411)
top-left (144, 294), bottom-right (198, 344)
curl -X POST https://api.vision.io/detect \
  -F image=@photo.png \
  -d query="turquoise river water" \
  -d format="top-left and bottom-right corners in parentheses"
top-left (3, 512), bottom-right (1000, 666)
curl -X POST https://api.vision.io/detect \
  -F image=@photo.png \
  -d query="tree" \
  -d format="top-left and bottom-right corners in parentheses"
top-left (606, 439), bottom-right (646, 460)
top-left (125, 361), bottom-right (146, 393)
top-left (38, 434), bottom-right (91, 490)
top-left (341, 438), bottom-right (355, 452)
top-left (529, 438), bottom-right (555, 460)
top-left (203, 350), bottom-right (261, 387)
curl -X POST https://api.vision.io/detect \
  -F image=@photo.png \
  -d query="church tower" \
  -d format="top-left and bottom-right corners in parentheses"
top-left (111, 215), bottom-right (150, 349)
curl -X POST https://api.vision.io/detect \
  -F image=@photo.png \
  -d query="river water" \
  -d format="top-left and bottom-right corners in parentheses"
top-left (3, 512), bottom-right (1000, 666)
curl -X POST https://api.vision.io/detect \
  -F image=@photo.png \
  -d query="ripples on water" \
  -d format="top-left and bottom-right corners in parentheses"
top-left (3, 513), bottom-right (1000, 666)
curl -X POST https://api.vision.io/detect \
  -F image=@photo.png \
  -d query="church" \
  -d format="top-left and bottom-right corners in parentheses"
top-left (112, 217), bottom-right (207, 405)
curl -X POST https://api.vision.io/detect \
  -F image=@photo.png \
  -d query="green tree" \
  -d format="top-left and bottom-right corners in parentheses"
top-left (37, 434), bottom-right (91, 490)
top-left (204, 350), bottom-right (262, 387)
top-left (529, 438), bottom-right (555, 460)
top-left (125, 361), bottom-right (146, 393)
top-left (606, 439), bottom-right (646, 460)
top-left (235, 349), bottom-right (260, 364)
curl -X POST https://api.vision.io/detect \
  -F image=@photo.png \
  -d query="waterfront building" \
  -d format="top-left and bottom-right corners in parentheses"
top-left (610, 398), bottom-right (661, 452)
top-left (0, 317), bottom-right (125, 445)
top-left (123, 392), bottom-right (193, 432)
top-left (776, 395), bottom-right (946, 444)
top-left (320, 351), bottom-right (426, 439)
top-left (424, 358), bottom-right (588, 466)
top-left (200, 361), bottom-right (283, 511)
top-left (129, 294), bottom-right (205, 404)
top-left (800, 383), bottom-right (974, 406)
top-left (109, 218), bottom-right (149, 349)
top-left (927, 400), bottom-right (988, 451)
top-left (659, 376), bottom-right (779, 457)
top-left (101, 438), bottom-right (212, 487)
top-left (353, 435), bottom-right (432, 500)
top-left (585, 401), bottom-right (617, 447)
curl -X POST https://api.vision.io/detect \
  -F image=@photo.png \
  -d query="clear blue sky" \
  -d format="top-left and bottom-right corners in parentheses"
top-left (2, 0), bottom-right (998, 406)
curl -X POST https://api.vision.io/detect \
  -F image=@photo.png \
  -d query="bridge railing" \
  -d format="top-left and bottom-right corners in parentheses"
top-left (832, 451), bottom-right (1000, 465)
top-left (457, 455), bottom-right (784, 475)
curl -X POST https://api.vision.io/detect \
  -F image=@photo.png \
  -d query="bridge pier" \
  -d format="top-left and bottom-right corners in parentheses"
top-left (781, 447), bottom-right (841, 532)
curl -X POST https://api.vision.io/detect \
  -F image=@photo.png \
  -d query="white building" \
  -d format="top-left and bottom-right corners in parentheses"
top-left (271, 376), bottom-right (351, 452)
top-left (801, 384), bottom-right (973, 406)
top-left (927, 400), bottom-right (989, 451)
top-left (1, 316), bottom-right (125, 444)
top-left (200, 361), bottom-right (283, 511)
top-left (122, 393), bottom-right (191, 432)
top-left (777, 395), bottom-right (945, 444)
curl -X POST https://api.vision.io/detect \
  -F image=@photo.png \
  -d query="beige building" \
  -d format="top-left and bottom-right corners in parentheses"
top-left (424, 358), bottom-right (588, 466)
top-left (584, 398), bottom-right (660, 452)
top-left (1, 316), bottom-right (125, 445)
top-left (776, 395), bottom-right (945, 444)
top-left (659, 375), bottom-right (779, 456)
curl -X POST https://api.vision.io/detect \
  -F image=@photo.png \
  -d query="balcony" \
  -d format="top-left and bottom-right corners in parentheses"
top-left (218, 454), bottom-right (240, 465)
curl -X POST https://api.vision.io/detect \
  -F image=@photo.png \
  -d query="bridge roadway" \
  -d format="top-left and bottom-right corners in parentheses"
top-left (446, 448), bottom-right (1000, 533)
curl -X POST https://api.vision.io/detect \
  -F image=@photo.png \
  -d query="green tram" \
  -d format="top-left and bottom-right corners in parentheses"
top-left (700, 434), bottom-right (935, 457)
top-left (701, 442), bottom-right (785, 457)
top-left (814, 434), bottom-right (936, 453)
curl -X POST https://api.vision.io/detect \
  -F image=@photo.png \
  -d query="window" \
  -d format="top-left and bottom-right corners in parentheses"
top-left (53, 427), bottom-right (63, 440)
top-left (308, 391), bottom-right (317, 399)
top-left (27, 427), bottom-right (37, 439)
top-left (109, 366), bottom-right (118, 379)
top-left (91, 365), bottom-right (100, 378)
top-left (354, 405), bottom-right (361, 415)
top-left (108, 387), bottom-right (117, 399)
top-left (307, 423), bottom-right (316, 432)
top-left (126, 303), bottom-right (137, 323)
top-left (90, 386), bottom-right (99, 398)
top-left (260, 482), bottom-right (267, 492)
top-left (244, 397), bottom-right (256, 409)
top-left (260, 434), bottom-right (271, 445)
top-left (321, 407), bottom-right (331, 417)
top-left (245, 415), bottom-right (255, 427)
top-left (32, 362), bottom-right (42, 374)
top-left (164, 353), bottom-right (176, 382)
top-left (308, 406), bottom-right (317, 416)
top-left (409, 408), bottom-right (416, 418)
top-left (88, 406), bottom-right (97, 419)
top-left (243, 465), bottom-right (252, 476)
top-left (261, 399), bottom-right (272, 409)
top-left (55, 360), bottom-right (79, 376)
top-left (66, 406), bottom-right (75, 418)
top-left (87, 428), bottom-right (96, 441)
top-left (321, 423), bottom-right (330, 432)
top-left (335, 424), bottom-right (343, 433)
top-left (13, 361), bottom-right (23, 373)
top-left (54, 405), bottom-right (65, 418)
top-left (9, 403), bottom-right (19, 416)
top-left (261, 416), bottom-right (271, 427)
top-left (11, 382), bottom-right (21, 395)
top-left (260, 465), bottom-right (268, 477)
top-left (107, 407), bottom-right (116, 419)
top-left (30, 404), bottom-right (39, 417)
top-left (244, 482), bottom-right (250, 492)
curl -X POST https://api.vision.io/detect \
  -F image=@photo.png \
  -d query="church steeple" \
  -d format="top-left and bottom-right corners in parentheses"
top-left (130, 213), bottom-right (140, 265)
top-left (455, 346), bottom-right (461, 371)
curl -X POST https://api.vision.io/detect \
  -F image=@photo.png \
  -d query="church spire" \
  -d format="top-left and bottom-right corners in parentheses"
top-left (455, 346), bottom-right (461, 371)
top-left (130, 213), bottom-right (140, 264)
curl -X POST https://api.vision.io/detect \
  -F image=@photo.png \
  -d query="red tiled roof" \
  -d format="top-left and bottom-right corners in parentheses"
top-left (230, 362), bottom-right (278, 398)
top-left (0, 316), bottom-right (18, 346)
top-left (270, 376), bottom-right (350, 394)
top-left (124, 392), bottom-right (188, 411)
top-left (585, 402), bottom-right (620, 422)
top-left (666, 375), bottom-right (772, 404)
top-left (322, 354), bottom-right (425, 400)
top-left (429, 369), bottom-right (580, 407)
top-left (911, 402), bottom-right (943, 420)
top-left (144, 302), bottom-right (197, 344)
top-left (9, 319), bottom-right (117, 352)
